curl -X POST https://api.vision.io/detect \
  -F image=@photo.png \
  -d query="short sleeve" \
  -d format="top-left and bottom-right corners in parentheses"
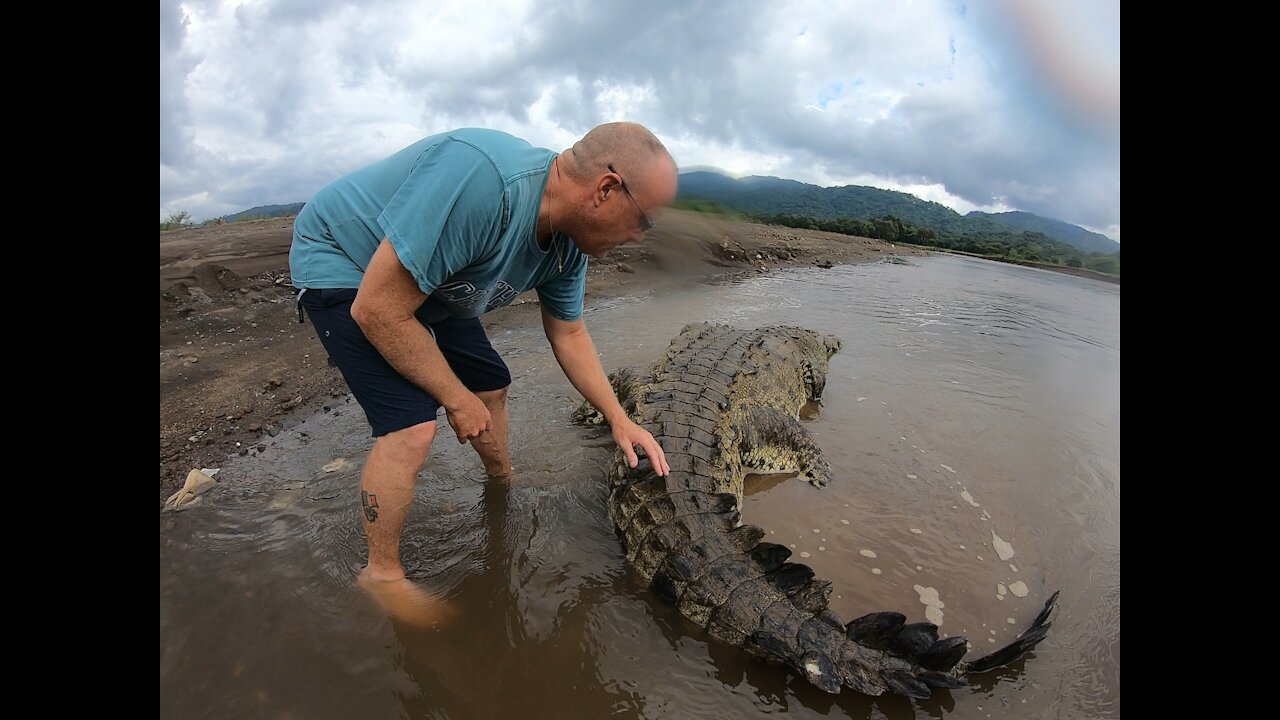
top-left (535, 252), bottom-right (588, 321)
top-left (378, 139), bottom-right (504, 295)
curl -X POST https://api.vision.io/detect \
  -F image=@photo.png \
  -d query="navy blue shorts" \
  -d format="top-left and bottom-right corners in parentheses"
top-left (299, 288), bottom-right (512, 437)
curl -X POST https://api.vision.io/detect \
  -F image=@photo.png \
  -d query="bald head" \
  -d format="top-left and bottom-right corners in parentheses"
top-left (563, 122), bottom-right (676, 188)
top-left (549, 122), bottom-right (678, 256)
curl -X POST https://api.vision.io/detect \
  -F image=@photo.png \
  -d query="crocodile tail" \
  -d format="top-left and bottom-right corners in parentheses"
top-left (963, 590), bottom-right (1060, 674)
top-left (838, 590), bottom-right (1056, 698)
top-left (838, 611), bottom-right (973, 698)
top-left (727, 552), bottom-right (968, 698)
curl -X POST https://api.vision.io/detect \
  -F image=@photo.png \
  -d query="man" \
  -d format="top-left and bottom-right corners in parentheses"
top-left (289, 122), bottom-right (675, 625)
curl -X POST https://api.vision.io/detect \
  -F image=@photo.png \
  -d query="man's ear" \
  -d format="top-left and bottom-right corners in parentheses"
top-left (594, 174), bottom-right (619, 205)
top-left (598, 172), bottom-right (621, 195)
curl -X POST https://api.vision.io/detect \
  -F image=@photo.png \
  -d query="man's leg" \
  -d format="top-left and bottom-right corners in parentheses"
top-left (354, 420), bottom-right (457, 628)
top-left (427, 316), bottom-right (513, 480)
top-left (298, 288), bottom-right (454, 627)
top-left (470, 388), bottom-right (511, 478)
top-left (359, 420), bottom-right (437, 581)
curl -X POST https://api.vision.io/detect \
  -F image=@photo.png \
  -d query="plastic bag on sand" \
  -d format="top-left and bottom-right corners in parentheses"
top-left (165, 468), bottom-right (217, 509)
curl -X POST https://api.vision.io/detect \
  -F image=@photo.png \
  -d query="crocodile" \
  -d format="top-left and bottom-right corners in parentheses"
top-left (574, 322), bottom-right (1058, 699)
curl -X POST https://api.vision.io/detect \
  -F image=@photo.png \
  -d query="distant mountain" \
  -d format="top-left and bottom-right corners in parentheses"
top-left (678, 172), bottom-right (958, 227)
top-left (222, 203), bottom-right (305, 222)
top-left (677, 171), bottom-right (1118, 255)
top-left (968, 211), bottom-right (1117, 255)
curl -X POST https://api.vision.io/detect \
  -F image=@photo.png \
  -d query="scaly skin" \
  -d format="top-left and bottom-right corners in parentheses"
top-left (575, 323), bottom-right (1058, 698)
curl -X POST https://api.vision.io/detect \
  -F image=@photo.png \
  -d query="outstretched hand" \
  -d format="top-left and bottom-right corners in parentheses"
top-left (611, 418), bottom-right (670, 476)
top-left (445, 392), bottom-right (492, 444)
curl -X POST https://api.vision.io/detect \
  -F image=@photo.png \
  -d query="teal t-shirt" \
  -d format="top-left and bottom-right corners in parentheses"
top-left (289, 128), bottom-right (588, 323)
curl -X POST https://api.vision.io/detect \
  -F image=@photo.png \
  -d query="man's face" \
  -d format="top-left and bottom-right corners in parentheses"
top-left (577, 162), bottom-right (676, 258)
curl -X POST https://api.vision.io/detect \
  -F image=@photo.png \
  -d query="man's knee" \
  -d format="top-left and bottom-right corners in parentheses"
top-left (379, 421), bottom-right (438, 460)
top-left (475, 387), bottom-right (509, 409)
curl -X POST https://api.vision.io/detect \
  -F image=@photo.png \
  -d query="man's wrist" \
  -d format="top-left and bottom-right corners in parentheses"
top-left (439, 386), bottom-right (474, 410)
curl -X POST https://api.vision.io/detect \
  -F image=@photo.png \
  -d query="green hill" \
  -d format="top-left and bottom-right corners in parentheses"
top-left (677, 171), bottom-right (1118, 255)
top-left (221, 203), bottom-right (305, 222)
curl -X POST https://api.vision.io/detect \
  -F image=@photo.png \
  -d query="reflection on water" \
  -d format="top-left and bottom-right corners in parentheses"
top-left (160, 255), bottom-right (1119, 719)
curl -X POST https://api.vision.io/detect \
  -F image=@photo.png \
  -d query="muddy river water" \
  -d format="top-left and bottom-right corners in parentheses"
top-left (160, 254), bottom-right (1119, 719)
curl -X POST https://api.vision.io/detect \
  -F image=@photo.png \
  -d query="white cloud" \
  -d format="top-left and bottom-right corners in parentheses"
top-left (160, 0), bottom-right (1119, 241)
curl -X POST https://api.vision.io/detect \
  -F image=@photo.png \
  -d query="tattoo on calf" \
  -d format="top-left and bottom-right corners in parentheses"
top-left (361, 491), bottom-right (380, 522)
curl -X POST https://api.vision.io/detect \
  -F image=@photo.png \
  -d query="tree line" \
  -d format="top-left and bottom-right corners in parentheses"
top-left (752, 212), bottom-right (1119, 276)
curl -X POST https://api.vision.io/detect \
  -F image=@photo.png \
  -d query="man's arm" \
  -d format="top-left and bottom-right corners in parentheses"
top-left (541, 308), bottom-right (670, 476)
top-left (351, 238), bottom-right (491, 442)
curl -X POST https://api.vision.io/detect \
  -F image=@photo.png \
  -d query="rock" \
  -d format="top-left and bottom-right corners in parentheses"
top-left (617, 263), bottom-right (636, 274)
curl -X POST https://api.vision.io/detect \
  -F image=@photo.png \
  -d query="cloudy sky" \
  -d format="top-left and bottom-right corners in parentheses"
top-left (160, 0), bottom-right (1120, 241)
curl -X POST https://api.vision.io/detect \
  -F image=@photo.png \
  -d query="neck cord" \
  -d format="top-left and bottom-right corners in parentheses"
top-left (549, 157), bottom-right (565, 272)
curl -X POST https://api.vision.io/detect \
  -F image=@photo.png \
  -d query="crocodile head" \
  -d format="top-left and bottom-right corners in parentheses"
top-left (788, 329), bottom-right (843, 401)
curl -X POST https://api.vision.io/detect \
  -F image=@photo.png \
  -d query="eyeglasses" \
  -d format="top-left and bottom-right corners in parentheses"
top-left (608, 163), bottom-right (653, 232)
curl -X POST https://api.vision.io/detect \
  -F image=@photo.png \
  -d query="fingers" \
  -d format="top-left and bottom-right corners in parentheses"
top-left (448, 403), bottom-right (493, 444)
top-left (640, 436), bottom-right (670, 476)
top-left (616, 424), bottom-right (670, 477)
top-left (650, 440), bottom-right (670, 476)
top-left (456, 419), bottom-right (493, 444)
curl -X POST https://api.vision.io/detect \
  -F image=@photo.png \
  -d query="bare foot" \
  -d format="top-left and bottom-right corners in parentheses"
top-left (357, 571), bottom-right (456, 629)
